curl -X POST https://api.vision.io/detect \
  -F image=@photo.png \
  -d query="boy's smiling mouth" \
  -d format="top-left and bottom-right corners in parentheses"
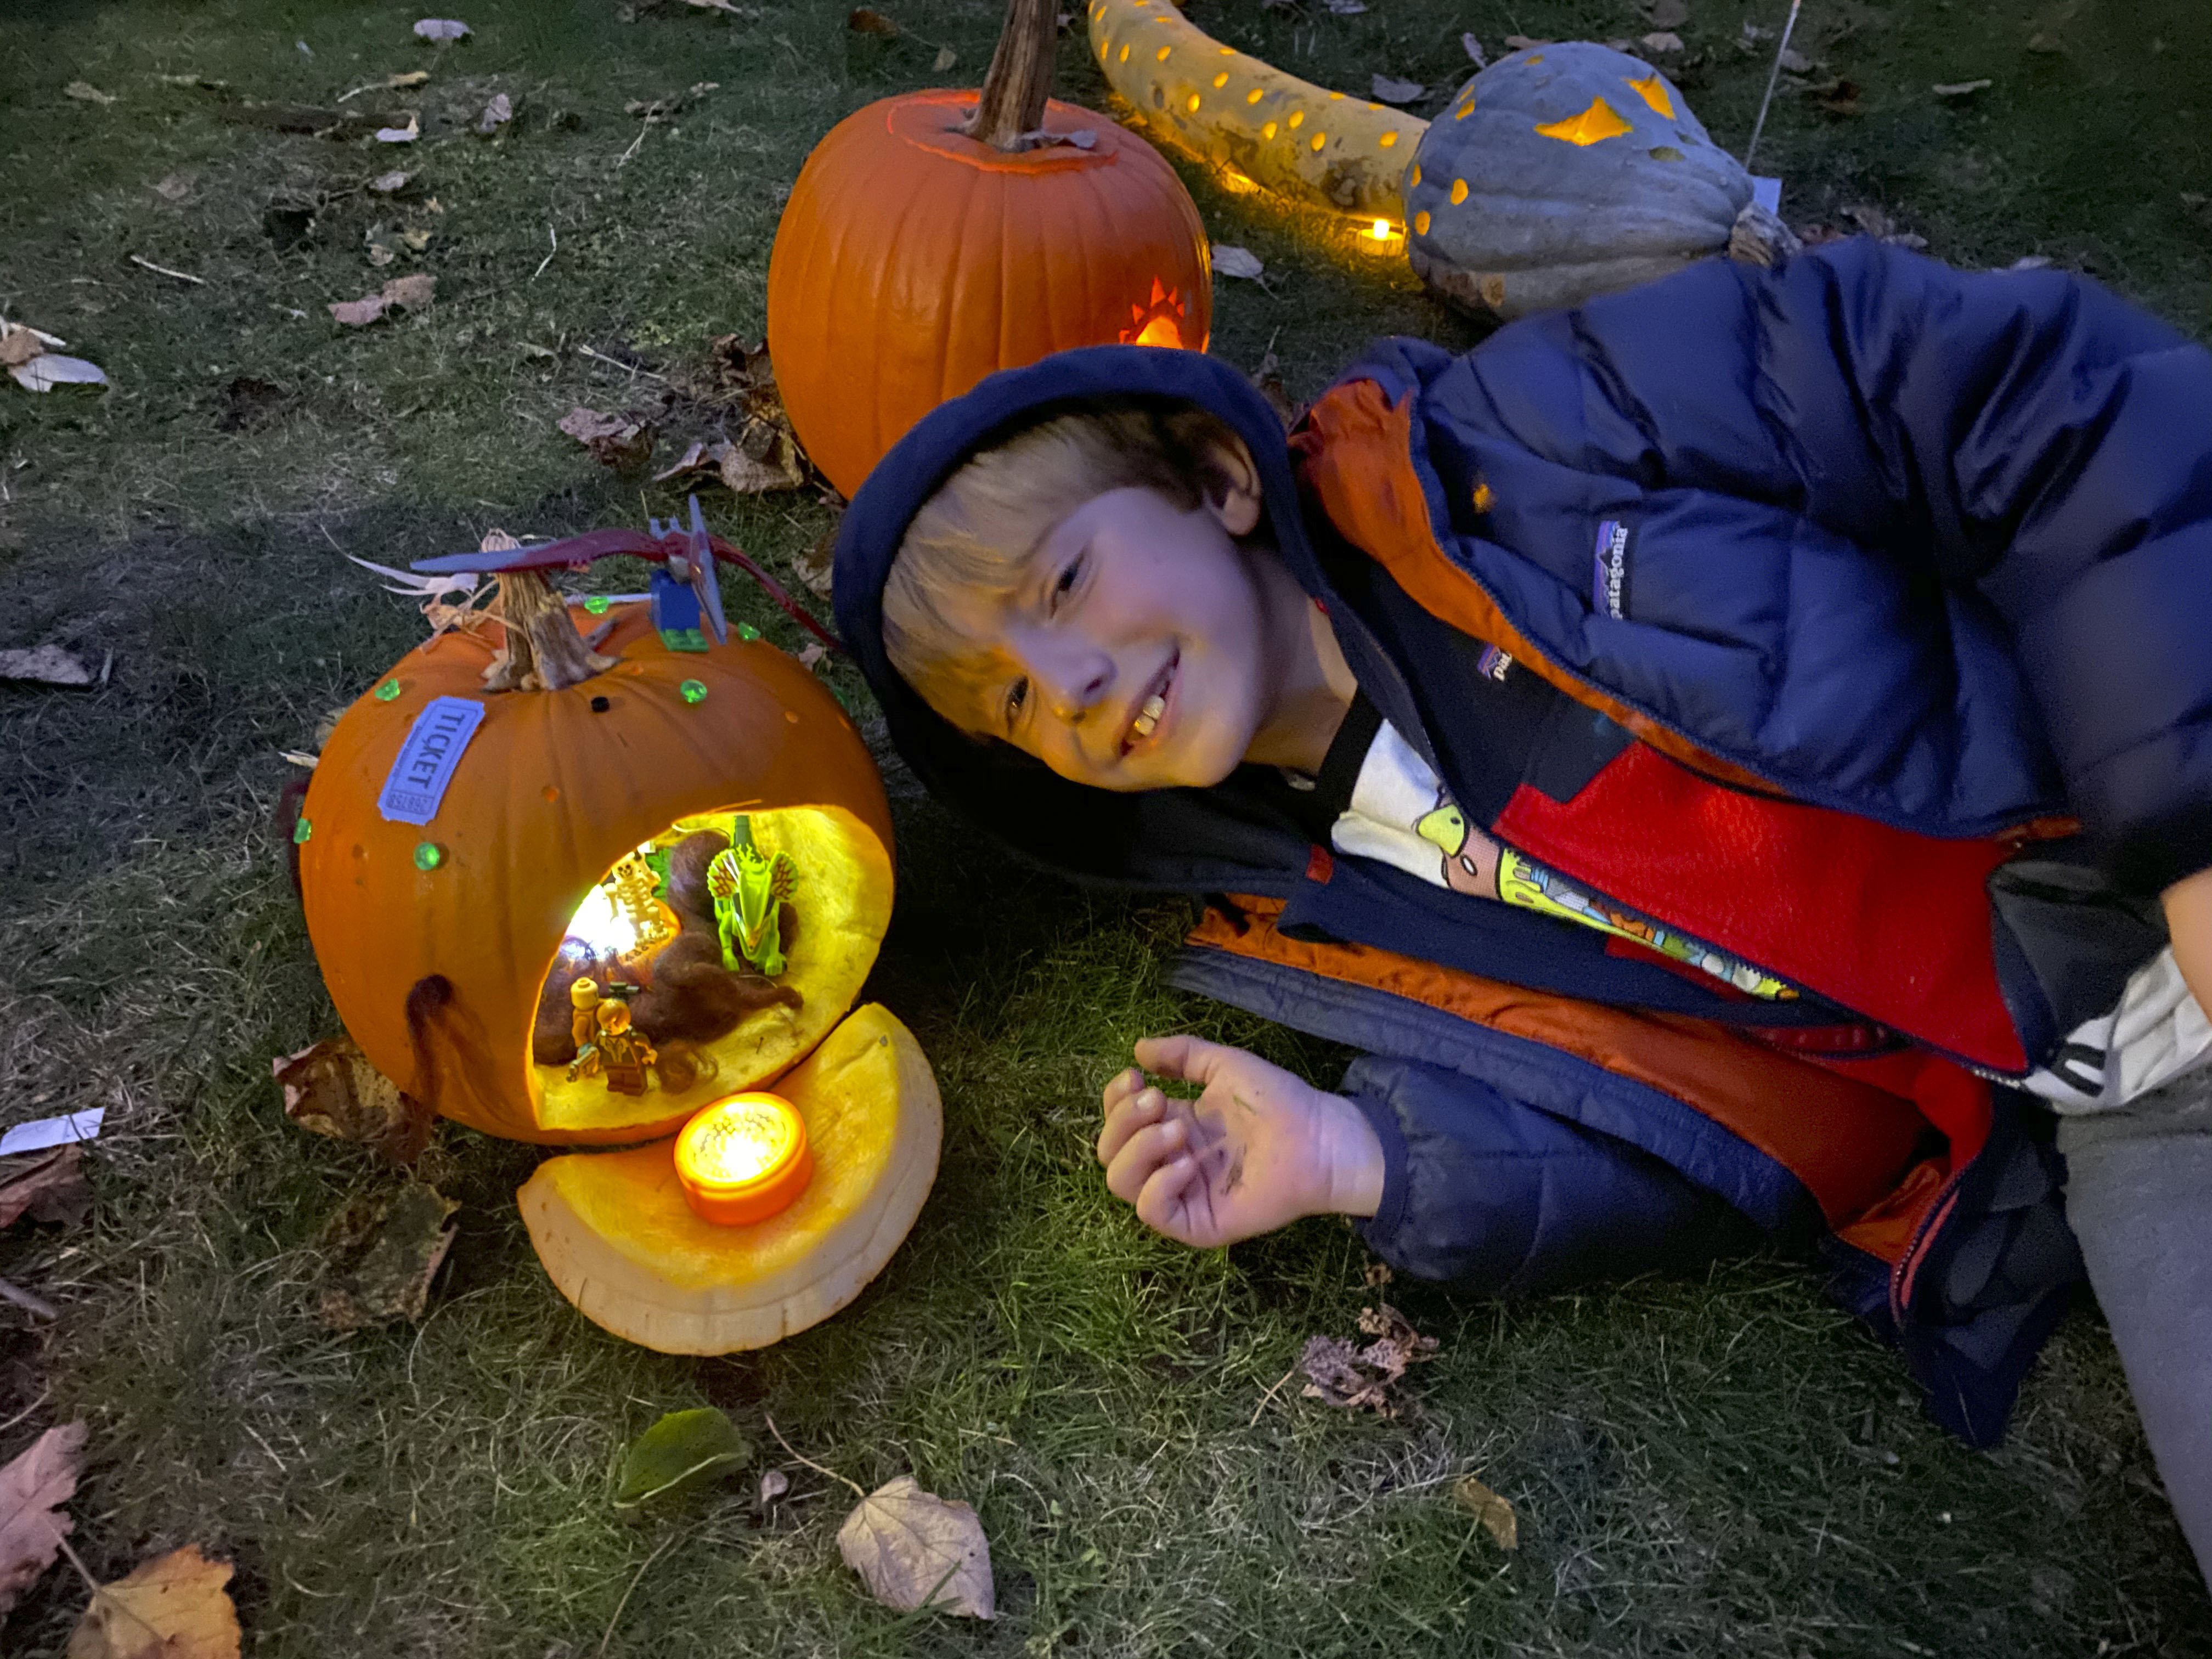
top-left (1121, 651), bottom-right (1178, 757)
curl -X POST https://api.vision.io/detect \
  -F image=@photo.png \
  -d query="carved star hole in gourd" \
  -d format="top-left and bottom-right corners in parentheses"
top-left (1533, 95), bottom-right (1634, 146)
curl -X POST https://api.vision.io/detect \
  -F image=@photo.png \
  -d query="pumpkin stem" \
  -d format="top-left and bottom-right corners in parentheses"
top-left (960, 0), bottom-right (1057, 151)
top-left (482, 568), bottom-right (617, 692)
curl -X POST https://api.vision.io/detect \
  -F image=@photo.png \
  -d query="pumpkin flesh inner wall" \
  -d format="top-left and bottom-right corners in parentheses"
top-left (533, 804), bottom-right (893, 1137)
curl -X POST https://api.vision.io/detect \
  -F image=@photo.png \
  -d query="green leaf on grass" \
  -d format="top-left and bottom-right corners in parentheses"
top-left (614, 1409), bottom-right (752, 1509)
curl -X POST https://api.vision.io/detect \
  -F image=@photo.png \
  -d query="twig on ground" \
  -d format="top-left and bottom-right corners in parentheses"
top-left (0, 1276), bottom-right (58, 1319)
top-left (128, 253), bottom-right (207, 285)
top-left (575, 343), bottom-right (666, 381)
top-left (531, 223), bottom-right (559, 281)
top-left (1249, 1358), bottom-right (1304, 1426)
top-left (763, 1412), bottom-right (866, 1497)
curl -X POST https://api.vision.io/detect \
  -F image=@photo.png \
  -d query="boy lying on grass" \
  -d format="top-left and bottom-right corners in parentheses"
top-left (831, 240), bottom-right (2212, 1581)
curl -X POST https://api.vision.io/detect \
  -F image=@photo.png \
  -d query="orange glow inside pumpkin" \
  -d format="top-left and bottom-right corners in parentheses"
top-left (532, 804), bottom-right (890, 1138)
top-left (1119, 277), bottom-right (1189, 348)
top-left (674, 1093), bottom-right (814, 1225)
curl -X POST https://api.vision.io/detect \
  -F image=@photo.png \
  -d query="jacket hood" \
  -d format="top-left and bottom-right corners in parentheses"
top-left (831, 346), bottom-right (1329, 893)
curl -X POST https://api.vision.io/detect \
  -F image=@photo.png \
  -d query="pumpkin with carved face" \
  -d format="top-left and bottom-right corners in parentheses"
top-left (766, 0), bottom-right (1211, 498)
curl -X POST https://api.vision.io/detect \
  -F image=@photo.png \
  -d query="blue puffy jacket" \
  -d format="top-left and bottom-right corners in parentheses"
top-left (834, 240), bottom-right (2212, 1445)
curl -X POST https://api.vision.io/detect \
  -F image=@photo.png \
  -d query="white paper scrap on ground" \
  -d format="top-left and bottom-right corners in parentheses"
top-left (0, 1108), bottom-right (106, 1157)
top-left (1751, 176), bottom-right (1782, 214)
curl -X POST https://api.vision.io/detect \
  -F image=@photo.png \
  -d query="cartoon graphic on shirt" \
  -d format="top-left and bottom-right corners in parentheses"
top-left (1496, 850), bottom-right (1799, 1000)
top-left (1414, 795), bottom-right (1489, 896)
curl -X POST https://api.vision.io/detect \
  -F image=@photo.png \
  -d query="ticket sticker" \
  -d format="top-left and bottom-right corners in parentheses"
top-left (378, 696), bottom-right (486, 825)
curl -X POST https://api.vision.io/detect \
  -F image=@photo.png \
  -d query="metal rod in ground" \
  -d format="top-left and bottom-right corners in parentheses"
top-left (1743, 0), bottom-right (1804, 174)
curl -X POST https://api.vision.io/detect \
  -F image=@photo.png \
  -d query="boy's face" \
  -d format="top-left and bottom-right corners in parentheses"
top-left (928, 480), bottom-right (1281, 792)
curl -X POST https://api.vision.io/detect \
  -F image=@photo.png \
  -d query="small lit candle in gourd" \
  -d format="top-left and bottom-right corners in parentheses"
top-left (674, 1093), bottom-right (814, 1226)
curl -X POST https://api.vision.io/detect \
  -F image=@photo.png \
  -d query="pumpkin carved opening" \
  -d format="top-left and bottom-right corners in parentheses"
top-left (527, 804), bottom-right (892, 1138)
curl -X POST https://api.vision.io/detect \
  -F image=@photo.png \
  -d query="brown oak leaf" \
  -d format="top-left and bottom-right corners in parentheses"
top-left (272, 1034), bottom-right (432, 1164)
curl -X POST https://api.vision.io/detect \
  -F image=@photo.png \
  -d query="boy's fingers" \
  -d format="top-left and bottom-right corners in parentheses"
top-left (1096, 1087), bottom-right (1165, 1167)
top-left (1132, 1033), bottom-right (1235, 1087)
top-left (1101, 1065), bottom-right (1144, 1116)
top-left (1104, 1116), bottom-right (1185, 1204)
top-left (1135, 1153), bottom-right (1205, 1245)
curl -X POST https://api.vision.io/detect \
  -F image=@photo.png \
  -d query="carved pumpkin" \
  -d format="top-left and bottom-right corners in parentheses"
top-left (298, 587), bottom-right (894, 1148)
top-left (766, 0), bottom-right (1211, 498)
top-left (1405, 42), bottom-right (1751, 320)
top-left (1087, 0), bottom-right (1427, 230)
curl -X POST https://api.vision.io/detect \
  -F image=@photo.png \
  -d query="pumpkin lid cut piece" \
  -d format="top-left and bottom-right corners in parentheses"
top-left (518, 1002), bottom-right (942, 1353)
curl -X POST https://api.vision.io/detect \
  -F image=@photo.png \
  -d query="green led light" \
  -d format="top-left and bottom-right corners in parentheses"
top-left (293, 818), bottom-right (313, 844)
top-left (736, 622), bottom-right (763, 641)
top-left (413, 842), bottom-right (445, 871)
top-left (584, 595), bottom-right (612, 615)
top-left (680, 679), bottom-right (708, 704)
top-left (374, 679), bottom-right (403, 701)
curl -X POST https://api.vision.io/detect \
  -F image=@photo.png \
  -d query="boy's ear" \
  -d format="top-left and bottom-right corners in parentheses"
top-left (1198, 433), bottom-right (1265, 538)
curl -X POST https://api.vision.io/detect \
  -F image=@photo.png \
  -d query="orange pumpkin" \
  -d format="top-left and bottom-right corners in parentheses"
top-left (297, 595), bottom-right (894, 1147)
top-left (766, 0), bottom-right (1212, 498)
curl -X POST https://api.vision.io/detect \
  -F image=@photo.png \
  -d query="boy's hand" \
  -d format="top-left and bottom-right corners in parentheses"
top-left (1096, 1035), bottom-right (1385, 1251)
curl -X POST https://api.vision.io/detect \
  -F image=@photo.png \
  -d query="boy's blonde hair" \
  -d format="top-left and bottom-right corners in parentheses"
top-left (881, 400), bottom-right (1249, 727)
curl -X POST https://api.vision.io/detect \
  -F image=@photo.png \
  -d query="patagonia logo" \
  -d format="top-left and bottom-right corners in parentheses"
top-left (1591, 519), bottom-right (1631, 620)
top-left (378, 696), bottom-right (486, 825)
top-left (1476, 644), bottom-right (1515, 682)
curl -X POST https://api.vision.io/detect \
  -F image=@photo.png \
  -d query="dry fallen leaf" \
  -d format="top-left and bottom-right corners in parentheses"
top-left (758, 1468), bottom-right (791, 1505)
top-left (64, 81), bottom-right (115, 105)
top-left (414, 18), bottom-right (471, 41)
top-left (559, 406), bottom-right (657, 471)
top-left (1460, 32), bottom-right (1487, 66)
top-left (797, 641), bottom-right (828, 670)
top-left (1211, 243), bottom-right (1264, 280)
top-left (1640, 30), bottom-right (1684, 53)
top-left (329, 273), bottom-right (437, 326)
top-left (1809, 77), bottom-right (1863, 116)
top-left (1370, 74), bottom-right (1424, 104)
top-left (0, 324), bottom-right (43, 369)
top-left (848, 7), bottom-right (900, 36)
top-left (1297, 1303), bottom-right (1440, 1417)
top-left (476, 91), bottom-right (512, 133)
top-left (0, 645), bottom-right (97, 684)
top-left (1932, 77), bottom-right (1993, 97)
top-left (389, 69), bottom-right (431, 88)
top-left (66, 1544), bottom-right (241, 1659)
top-left (1502, 35), bottom-right (1554, 51)
top-left (1249, 349), bottom-right (1295, 430)
top-left (0, 1423), bottom-right (84, 1615)
top-left (153, 171), bottom-right (194, 200)
top-left (1778, 46), bottom-right (1813, 72)
top-left (837, 1476), bottom-right (995, 1618)
top-left (318, 1182), bottom-right (460, 1329)
top-left (273, 1032), bottom-right (433, 1162)
top-left (368, 168), bottom-right (413, 193)
top-left (400, 227), bottom-right (432, 251)
top-left (0, 1146), bottom-right (91, 1228)
top-left (795, 520), bottom-right (839, 599)
top-left (376, 113), bottom-right (420, 143)
top-left (1453, 1475), bottom-right (1519, 1549)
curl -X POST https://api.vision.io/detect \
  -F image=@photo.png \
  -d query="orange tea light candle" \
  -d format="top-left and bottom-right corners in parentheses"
top-left (674, 1093), bottom-right (813, 1226)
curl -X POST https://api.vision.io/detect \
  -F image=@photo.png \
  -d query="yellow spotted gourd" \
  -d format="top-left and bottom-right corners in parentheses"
top-left (1087, 0), bottom-right (1426, 223)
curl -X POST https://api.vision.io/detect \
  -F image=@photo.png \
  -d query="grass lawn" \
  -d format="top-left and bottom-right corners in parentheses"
top-left (4, 0), bottom-right (2210, 1652)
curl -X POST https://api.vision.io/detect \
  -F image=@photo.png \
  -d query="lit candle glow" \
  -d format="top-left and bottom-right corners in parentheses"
top-left (674, 1093), bottom-right (814, 1226)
